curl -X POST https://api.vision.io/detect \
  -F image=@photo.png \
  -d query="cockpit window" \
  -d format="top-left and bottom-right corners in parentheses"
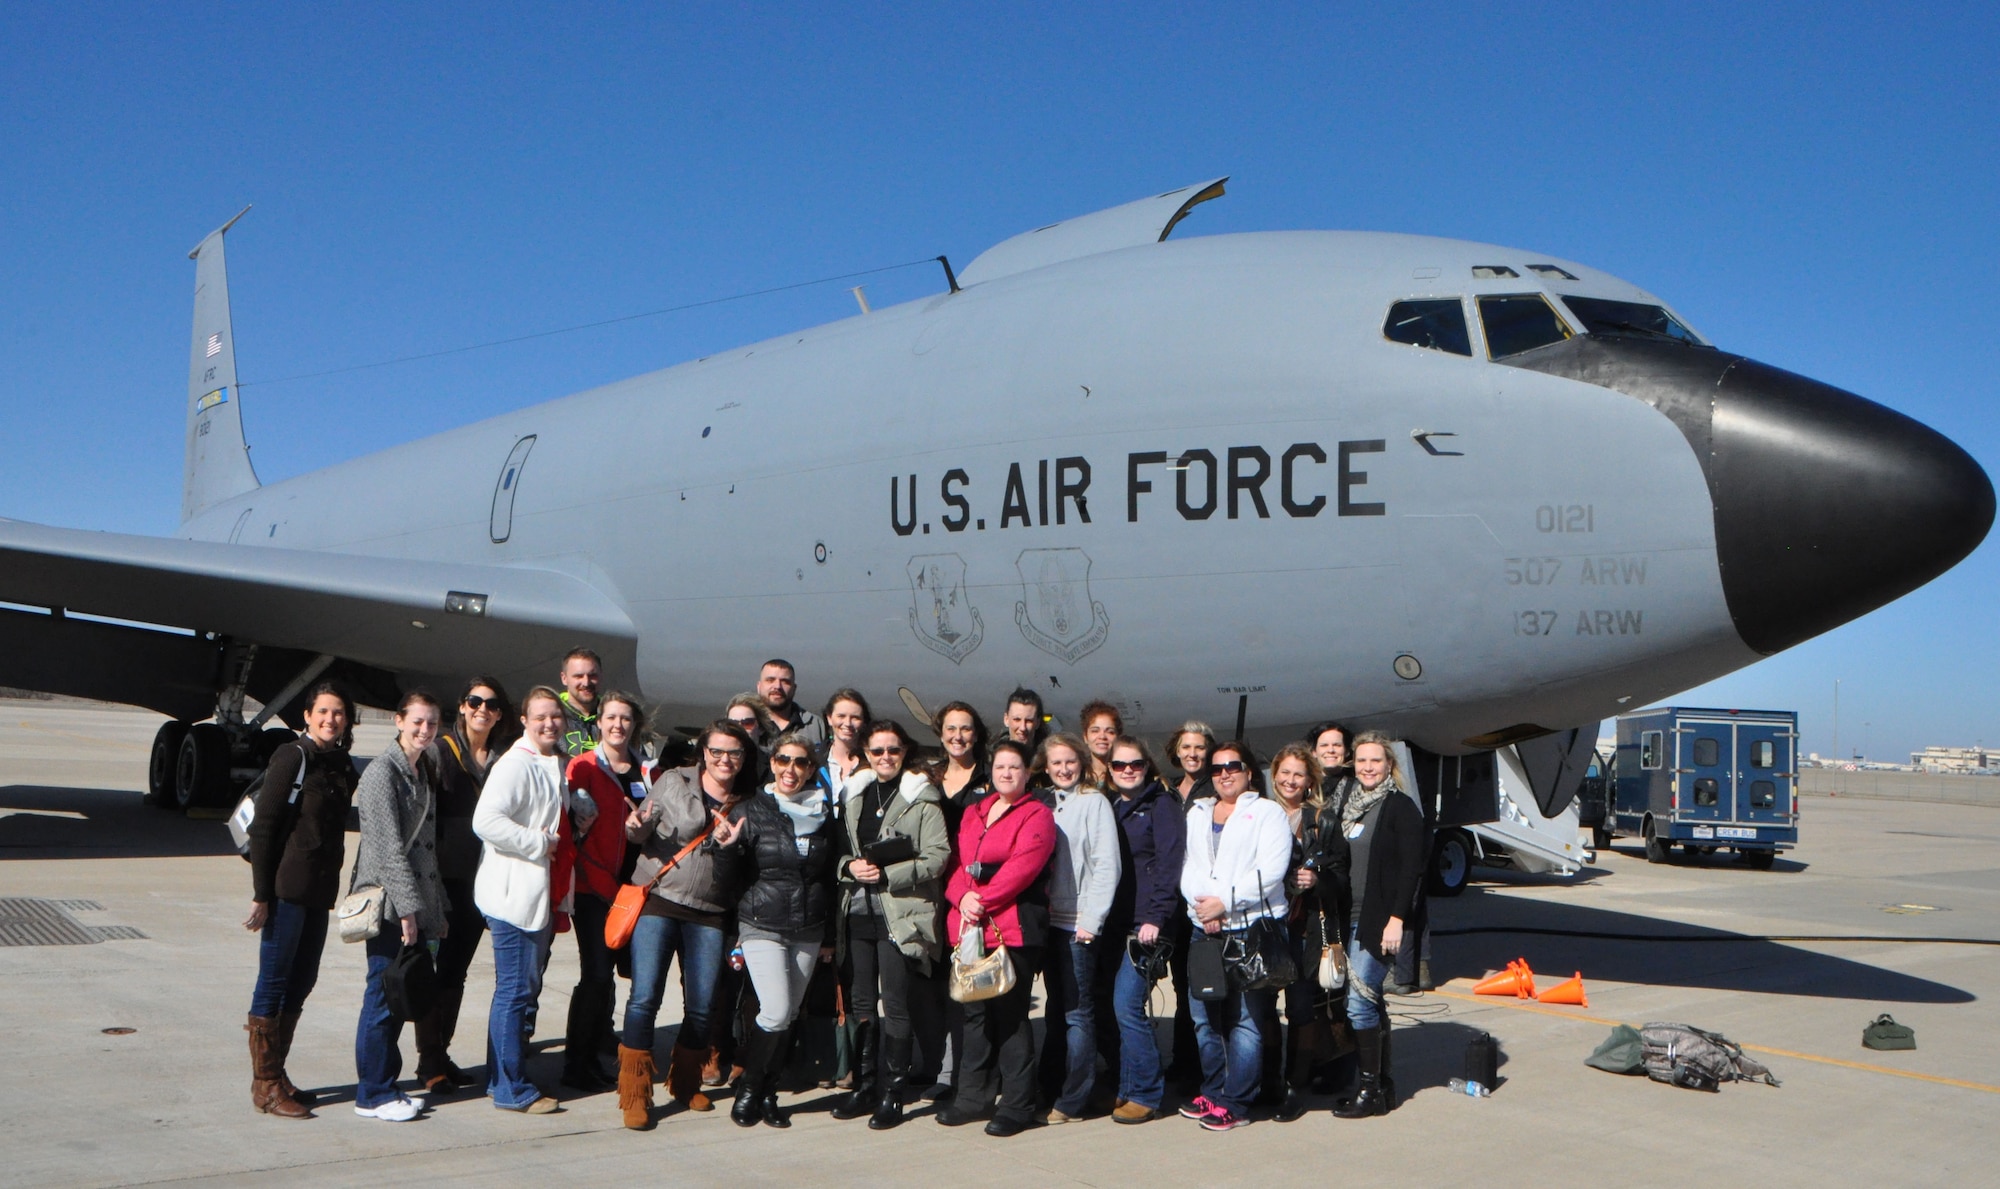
top-left (1383, 299), bottom-right (1472, 356)
top-left (1560, 295), bottom-right (1708, 347)
top-left (1477, 294), bottom-right (1573, 359)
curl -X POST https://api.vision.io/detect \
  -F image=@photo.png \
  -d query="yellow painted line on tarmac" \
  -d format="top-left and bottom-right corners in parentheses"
top-left (1430, 985), bottom-right (2000, 1096)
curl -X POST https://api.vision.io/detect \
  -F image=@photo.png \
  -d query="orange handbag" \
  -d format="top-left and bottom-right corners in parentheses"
top-left (604, 816), bottom-right (716, 950)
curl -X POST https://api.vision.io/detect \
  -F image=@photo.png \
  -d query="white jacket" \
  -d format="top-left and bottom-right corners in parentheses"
top-left (1179, 790), bottom-right (1292, 930)
top-left (473, 739), bottom-right (565, 931)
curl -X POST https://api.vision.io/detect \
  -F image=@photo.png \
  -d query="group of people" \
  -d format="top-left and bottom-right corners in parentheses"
top-left (240, 652), bottom-right (1429, 1136)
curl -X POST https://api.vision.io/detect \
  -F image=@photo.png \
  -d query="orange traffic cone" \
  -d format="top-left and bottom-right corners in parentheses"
top-left (1472, 959), bottom-right (1536, 999)
top-left (1538, 972), bottom-right (1589, 1007)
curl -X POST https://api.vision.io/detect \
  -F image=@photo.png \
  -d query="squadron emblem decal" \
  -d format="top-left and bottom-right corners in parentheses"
top-left (1014, 547), bottom-right (1110, 665)
top-left (906, 553), bottom-right (984, 664)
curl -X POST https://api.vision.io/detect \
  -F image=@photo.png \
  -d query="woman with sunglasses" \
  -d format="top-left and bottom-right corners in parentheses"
top-left (615, 720), bottom-right (752, 1129)
top-left (727, 731), bottom-right (839, 1127)
top-left (1031, 733), bottom-right (1120, 1124)
top-left (1332, 733), bottom-right (1425, 1120)
top-left (726, 692), bottom-right (776, 764)
top-left (411, 678), bottom-right (513, 1094)
top-left (818, 689), bottom-right (871, 802)
top-left (936, 738), bottom-right (1055, 1137)
top-left (559, 692), bottom-right (652, 1093)
top-left (1096, 736), bottom-right (1186, 1123)
top-left (831, 720), bottom-right (950, 1130)
top-left (1177, 740), bottom-right (1293, 1132)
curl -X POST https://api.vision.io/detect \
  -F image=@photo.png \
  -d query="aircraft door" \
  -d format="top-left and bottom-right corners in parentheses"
top-left (1678, 721), bottom-right (1733, 825)
top-left (1734, 721), bottom-right (1790, 825)
top-left (490, 434), bottom-right (537, 544)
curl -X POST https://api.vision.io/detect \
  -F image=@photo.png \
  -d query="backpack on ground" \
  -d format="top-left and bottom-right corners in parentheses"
top-left (1639, 1022), bottom-right (1780, 1091)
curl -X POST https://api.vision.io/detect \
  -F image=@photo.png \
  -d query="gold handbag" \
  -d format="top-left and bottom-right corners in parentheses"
top-left (948, 929), bottom-right (1015, 1003)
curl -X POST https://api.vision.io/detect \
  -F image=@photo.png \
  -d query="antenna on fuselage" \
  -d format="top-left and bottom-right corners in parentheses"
top-left (937, 254), bottom-right (960, 294)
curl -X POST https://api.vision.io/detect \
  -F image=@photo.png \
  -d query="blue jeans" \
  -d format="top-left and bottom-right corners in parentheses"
top-left (1189, 977), bottom-right (1272, 1117)
top-left (250, 899), bottom-right (327, 1017)
top-left (486, 915), bottom-right (553, 1109)
top-left (355, 931), bottom-right (408, 1108)
top-left (1344, 923), bottom-right (1389, 1031)
top-left (1037, 928), bottom-right (1099, 1116)
top-left (1110, 942), bottom-right (1166, 1109)
top-left (622, 913), bottom-right (726, 1053)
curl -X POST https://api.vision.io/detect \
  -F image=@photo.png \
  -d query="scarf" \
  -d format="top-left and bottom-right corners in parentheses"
top-left (772, 782), bottom-right (831, 836)
top-left (1341, 775), bottom-right (1398, 833)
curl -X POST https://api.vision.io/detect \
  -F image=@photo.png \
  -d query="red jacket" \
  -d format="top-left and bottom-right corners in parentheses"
top-left (945, 792), bottom-right (1056, 949)
top-left (559, 751), bottom-right (654, 906)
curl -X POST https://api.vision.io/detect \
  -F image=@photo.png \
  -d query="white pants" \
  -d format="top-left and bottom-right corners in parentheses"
top-left (741, 935), bottom-right (820, 1031)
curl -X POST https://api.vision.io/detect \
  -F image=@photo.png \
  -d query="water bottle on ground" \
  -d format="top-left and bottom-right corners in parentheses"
top-left (1447, 1077), bottom-right (1490, 1097)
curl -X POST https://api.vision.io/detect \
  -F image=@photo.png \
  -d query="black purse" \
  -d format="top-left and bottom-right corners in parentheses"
top-left (383, 943), bottom-right (438, 1021)
top-left (1226, 916), bottom-right (1298, 991)
top-left (860, 832), bottom-right (916, 867)
top-left (1186, 932), bottom-right (1232, 1001)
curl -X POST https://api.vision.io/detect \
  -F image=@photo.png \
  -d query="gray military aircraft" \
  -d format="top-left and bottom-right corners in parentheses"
top-left (1, 180), bottom-right (1990, 817)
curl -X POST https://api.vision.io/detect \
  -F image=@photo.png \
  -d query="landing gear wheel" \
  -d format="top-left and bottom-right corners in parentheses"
top-left (1429, 829), bottom-right (1472, 897)
top-left (175, 723), bottom-right (234, 813)
top-left (1643, 819), bottom-right (1669, 864)
top-left (146, 721), bottom-right (190, 808)
top-left (1742, 848), bottom-right (1776, 870)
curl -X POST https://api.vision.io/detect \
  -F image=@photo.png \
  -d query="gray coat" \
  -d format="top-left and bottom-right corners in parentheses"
top-left (352, 743), bottom-right (449, 938)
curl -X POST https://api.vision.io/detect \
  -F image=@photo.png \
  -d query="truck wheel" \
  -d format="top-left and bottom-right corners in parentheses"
top-left (1429, 829), bottom-right (1473, 897)
top-left (1643, 819), bottom-right (1669, 864)
top-left (146, 721), bottom-right (190, 808)
top-left (175, 723), bottom-right (234, 812)
top-left (1742, 849), bottom-right (1776, 870)
top-left (1591, 825), bottom-right (1613, 850)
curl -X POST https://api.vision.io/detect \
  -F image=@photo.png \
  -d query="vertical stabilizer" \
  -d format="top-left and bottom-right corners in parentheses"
top-left (183, 207), bottom-right (260, 523)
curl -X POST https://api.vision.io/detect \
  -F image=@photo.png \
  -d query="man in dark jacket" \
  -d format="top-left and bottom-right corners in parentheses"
top-left (1094, 741), bottom-right (1188, 1123)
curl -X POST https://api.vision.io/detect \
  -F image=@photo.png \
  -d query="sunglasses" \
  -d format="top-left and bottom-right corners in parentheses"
top-left (1209, 760), bottom-right (1248, 775)
top-left (728, 717), bottom-right (760, 730)
top-left (1109, 758), bottom-right (1148, 772)
top-left (867, 746), bottom-right (905, 757)
top-left (705, 746), bottom-right (746, 762)
top-left (463, 694), bottom-right (500, 712)
top-left (771, 754), bottom-right (813, 769)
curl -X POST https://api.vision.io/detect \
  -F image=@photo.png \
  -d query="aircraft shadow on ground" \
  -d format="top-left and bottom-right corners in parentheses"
top-left (1432, 884), bottom-right (1975, 1005)
top-left (0, 785), bottom-right (240, 859)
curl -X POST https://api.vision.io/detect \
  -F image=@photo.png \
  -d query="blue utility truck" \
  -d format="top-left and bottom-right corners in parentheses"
top-left (1608, 707), bottom-right (1798, 868)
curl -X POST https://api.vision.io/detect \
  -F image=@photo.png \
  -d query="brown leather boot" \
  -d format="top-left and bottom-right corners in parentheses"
top-left (617, 1045), bottom-right (657, 1130)
top-left (667, 1043), bottom-right (714, 1111)
top-left (274, 1011), bottom-right (317, 1107)
top-left (246, 1015), bottom-right (310, 1118)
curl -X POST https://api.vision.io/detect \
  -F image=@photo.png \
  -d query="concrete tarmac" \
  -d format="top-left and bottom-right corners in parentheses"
top-left (2, 700), bottom-right (1995, 1187)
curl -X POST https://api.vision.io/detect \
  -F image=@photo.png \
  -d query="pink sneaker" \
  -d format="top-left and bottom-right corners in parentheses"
top-left (1200, 1108), bottom-right (1249, 1132)
top-left (1177, 1096), bottom-right (1220, 1121)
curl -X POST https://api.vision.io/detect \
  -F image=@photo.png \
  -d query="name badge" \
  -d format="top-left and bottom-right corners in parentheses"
top-left (629, 782), bottom-right (647, 801)
top-left (1345, 822), bottom-right (1365, 840)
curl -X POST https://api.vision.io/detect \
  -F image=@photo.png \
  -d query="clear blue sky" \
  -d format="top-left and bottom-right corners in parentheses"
top-left (2, 3), bottom-right (1993, 761)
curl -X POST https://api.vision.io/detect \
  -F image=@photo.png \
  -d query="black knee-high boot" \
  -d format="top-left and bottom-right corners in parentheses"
top-left (733, 1025), bottom-right (791, 1128)
top-left (1332, 1026), bottom-right (1387, 1119)
top-left (871, 1034), bottom-right (910, 1130)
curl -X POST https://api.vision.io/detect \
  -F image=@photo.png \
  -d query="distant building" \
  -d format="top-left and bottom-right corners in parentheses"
top-left (1911, 745), bottom-right (1996, 774)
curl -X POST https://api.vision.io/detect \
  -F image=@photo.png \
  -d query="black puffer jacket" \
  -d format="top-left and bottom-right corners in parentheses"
top-left (734, 785), bottom-right (840, 937)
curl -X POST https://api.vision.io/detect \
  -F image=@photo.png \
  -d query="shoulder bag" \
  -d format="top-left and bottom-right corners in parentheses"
top-left (339, 774), bottom-right (429, 944)
top-left (604, 814), bottom-right (717, 950)
top-left (230, 748), bottom-right (307, 861)
top-left (1316, 908), bottom-right (1348, 991)
top-left (946, 810), bottom-right (1016, 1003)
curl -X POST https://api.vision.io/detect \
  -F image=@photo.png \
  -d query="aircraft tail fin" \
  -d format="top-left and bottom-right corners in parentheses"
top-left (182, 207), bottom-right (260, 524)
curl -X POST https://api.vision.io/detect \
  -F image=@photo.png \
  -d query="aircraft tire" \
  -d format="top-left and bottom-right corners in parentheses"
top-left (1642, 819), bottom-right (1670, 864)
top-left (145, 721), bottom-right (189, 808)
top-left (1429, 829), bottom-right (1473, 897)
top-left (175, 723), bottom-right (233, 812)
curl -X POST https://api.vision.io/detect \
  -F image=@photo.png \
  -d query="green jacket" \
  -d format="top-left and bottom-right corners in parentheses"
top-left (836, 769), bottom-right (950, 971)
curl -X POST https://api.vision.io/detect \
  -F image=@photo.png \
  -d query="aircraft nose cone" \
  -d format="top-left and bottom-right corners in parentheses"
top-left (1710, 359), bottom-right (1993, 654)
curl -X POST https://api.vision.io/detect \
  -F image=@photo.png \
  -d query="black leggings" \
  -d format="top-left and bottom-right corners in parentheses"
top-left (843, 913), bottom-right (916, 1041)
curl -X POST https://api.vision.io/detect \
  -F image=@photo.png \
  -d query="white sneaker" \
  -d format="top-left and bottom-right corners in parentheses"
top-left (356, 1095), bottom-right (421, 1122)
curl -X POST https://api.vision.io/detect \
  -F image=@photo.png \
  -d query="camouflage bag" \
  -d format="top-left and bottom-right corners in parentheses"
top-left (1639, 1022), bottom-right (1781, 1091)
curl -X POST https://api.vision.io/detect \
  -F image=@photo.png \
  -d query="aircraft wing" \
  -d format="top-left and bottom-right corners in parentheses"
top-left (0, 518), bottom-right (636, 715)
